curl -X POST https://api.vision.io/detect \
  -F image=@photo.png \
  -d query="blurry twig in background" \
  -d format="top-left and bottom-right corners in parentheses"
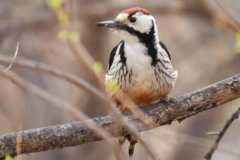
top-left (199, 0), bottom-right (240, 32)
top-left (205, 107), bottom-right (240, 160)
top-left (0, 55), bottom-right (107, 100)
top-left (66, 40), bottom-right (105, 85)
top-left (206, 131), bottom-right (219, 136)
top-left (0, 43), bottom-right (19, 73)
top-left (0, 69), bottom-right (123, 160)
top-left (212, 0), bottom-right (240, 53)
top-left (213, 0), bottom-right (240, 32)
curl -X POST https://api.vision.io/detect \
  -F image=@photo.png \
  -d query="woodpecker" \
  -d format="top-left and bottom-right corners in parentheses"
top-left (97, 7), bottom-right (178, 157)
top-left (98, 7), bottom-right (177, 107)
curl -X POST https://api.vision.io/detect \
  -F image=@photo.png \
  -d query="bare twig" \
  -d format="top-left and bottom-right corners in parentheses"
top-left (201, 0), bottom-right (240, 32)
top-left (205, 107), bottom-right (240, 160)
top-left (206, 131), bottom-right (219, 136)
top-left (67, 41), bottom-right (104, 83)
top-left (214, 0), bottom-right (240, 32)
top-left (1, 43), bottom-right (20, 72)
top-left (0, 74), bottom-right (239, 159)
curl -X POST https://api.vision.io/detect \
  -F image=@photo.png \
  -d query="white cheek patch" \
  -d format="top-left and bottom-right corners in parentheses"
top-left (129, 14), bottom-right (154, 34)
top-left (112, 29), bottom-right (139, 43)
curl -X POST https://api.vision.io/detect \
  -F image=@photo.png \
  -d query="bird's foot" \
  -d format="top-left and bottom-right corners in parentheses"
top-left (119, 128), bottom-right (138, 158)
top-left (123, 133), bottom-right (137, 157)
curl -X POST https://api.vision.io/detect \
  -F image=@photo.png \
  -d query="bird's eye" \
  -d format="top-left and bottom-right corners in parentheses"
top-left (129, 16), bottom-right (136, 23)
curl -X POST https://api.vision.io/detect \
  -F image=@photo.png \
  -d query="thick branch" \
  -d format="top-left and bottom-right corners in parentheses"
top-left (0, 74), bottom-right (240, 159)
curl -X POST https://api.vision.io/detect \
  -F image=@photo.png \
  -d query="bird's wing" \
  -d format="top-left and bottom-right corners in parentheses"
top-left (107, 40), bottom-right (125, 70)
top-left (159, 41), bottom-right (171, 60)
top-left (156, 41), bottom-right (178, 80)
top-left (106, 41), bottom-right (126, 81)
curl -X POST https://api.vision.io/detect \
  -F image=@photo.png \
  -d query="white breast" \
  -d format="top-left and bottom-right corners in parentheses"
top-left (125, 43), bottom-right (156, 87)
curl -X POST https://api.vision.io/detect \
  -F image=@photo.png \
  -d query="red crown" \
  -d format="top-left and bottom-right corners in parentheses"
top-left (121, 7), bottom-right (150, 15)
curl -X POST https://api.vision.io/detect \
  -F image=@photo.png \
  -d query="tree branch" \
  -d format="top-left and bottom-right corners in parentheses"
top-left (205, 106), bottom-right (240, 160)
top-left (0, 74), bottom-right (239, 159)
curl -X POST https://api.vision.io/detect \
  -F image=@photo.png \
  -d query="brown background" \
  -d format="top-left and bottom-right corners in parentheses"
top-left (0, 0), bottom-right (240, 160)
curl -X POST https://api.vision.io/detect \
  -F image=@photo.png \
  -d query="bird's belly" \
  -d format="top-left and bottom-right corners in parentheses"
top-left (120, 66), bottom-right (173, 106)
top-left (122, 78), bottom-right (171, 106)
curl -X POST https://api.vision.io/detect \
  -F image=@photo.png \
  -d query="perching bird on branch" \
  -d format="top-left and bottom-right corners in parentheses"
top-left (98, 7), bottom-right (177, 107)
top-left (98, 7), bottom-right (178, 157)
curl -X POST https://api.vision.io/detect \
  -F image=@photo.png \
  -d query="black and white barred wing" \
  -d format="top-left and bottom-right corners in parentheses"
top-left (154, 42), bottom-right (178, 87)
top-left (105, 41), bottom-right (129, 87)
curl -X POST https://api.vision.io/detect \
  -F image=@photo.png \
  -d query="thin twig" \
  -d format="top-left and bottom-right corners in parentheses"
top-left (214, 0), bottom-right (240, 32)
top-left (206, 131), bottom-right (219, 136)
top-left (67, 41), bottom-right (104, 83)
top-left (2, 43), bottom-right (20, 72)
top-left (205, 107), bottom-right (240, 160)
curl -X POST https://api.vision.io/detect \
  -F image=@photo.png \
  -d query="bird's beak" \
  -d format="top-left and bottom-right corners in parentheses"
top-left (96, 20), bottom-right (122, 29)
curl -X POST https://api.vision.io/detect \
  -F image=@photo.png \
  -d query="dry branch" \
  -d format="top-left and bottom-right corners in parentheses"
top-left (0, 74), bottom-right (239, 159)
top-left (205, 107), bottom-right (240, 160)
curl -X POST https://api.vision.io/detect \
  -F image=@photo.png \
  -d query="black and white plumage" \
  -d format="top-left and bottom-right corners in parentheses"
top-left (98, 7), bottom-right (178, 106)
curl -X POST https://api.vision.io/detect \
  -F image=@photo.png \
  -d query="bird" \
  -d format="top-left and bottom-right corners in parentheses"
top-left (97, 7), bottom-right (178, 157)
top-left (98, 7), bottom-right (178, 108)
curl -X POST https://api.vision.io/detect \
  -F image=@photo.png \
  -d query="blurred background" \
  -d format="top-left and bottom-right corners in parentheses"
top-left (0, 0), bottom-right (240, 160)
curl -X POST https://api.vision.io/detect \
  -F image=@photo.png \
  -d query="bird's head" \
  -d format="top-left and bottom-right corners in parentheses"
top-left (97, 7), bottom-right (155, 35)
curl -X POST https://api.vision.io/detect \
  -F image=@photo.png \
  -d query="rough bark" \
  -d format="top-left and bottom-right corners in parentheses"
top-left (0, 74), bottom-right (239, 159)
